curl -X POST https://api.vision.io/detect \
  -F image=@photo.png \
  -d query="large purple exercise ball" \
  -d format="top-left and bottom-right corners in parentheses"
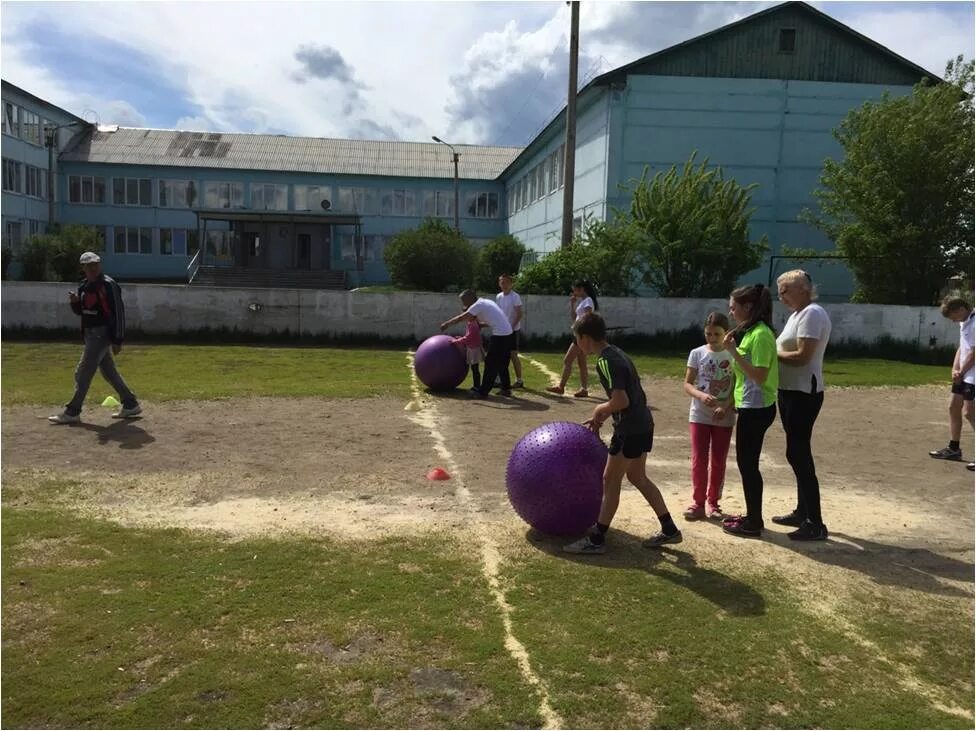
top-left (506, 421), bottom-right (607, 536)
top-left (415, 334), bottom-right (469, 391)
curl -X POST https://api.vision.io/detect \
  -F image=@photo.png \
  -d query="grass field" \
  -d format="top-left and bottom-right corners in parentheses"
top-left (2, 342), bottom-right (972, 728)
top-left (0, 342), bottom-right (950, 406)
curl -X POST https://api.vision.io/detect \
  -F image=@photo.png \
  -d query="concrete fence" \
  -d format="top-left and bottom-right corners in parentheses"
top-left (0, 282), bottom-right (960, 350)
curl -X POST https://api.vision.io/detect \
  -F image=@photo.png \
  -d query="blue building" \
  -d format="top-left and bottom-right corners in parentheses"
top-left (1, 80), bottom-right (89, 249)
top-left (0, 2), bottom-right (941, 297)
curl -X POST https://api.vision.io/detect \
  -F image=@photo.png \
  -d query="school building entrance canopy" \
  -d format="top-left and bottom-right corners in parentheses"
top-left (192, 208), bottom-right (363, 277)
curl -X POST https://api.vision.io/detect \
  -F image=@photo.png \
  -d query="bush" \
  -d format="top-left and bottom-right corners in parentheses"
top-left (16, 225), bottom-right (105, 282)
top-left (383, 218), bottom-right (475, 292)
top-left (515, 217), bottom-right (643, 296)
top-left (473, 234), bottom-right (526, 292)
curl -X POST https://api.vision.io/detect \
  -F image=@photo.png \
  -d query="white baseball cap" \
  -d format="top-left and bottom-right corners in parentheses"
top-left (79, 251), bottom-right (101, 264)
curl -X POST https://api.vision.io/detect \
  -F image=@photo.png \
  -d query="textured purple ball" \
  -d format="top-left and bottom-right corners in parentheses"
top-left (506, 421), bottom-right (607, 536)
top-left (415, 334), bottom-right (469, 391)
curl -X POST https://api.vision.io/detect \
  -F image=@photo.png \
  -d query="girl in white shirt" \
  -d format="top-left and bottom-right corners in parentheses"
top-left (547, 280), bottom-right (598, 398)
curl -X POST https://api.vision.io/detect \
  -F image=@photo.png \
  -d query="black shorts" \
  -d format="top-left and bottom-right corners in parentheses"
top-left (511, 330), bottom-right (521, 352)
top-left (608, 431), bottom-right (654, 459)
top-left (951, 382), bottom-right (975, 401)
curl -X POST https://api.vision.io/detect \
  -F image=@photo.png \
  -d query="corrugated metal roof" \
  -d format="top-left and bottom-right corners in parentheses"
top-left (60, 127), bottom-right (522, 181)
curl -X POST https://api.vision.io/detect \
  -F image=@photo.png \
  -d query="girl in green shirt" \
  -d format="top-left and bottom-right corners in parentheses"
top-left (721, 284), bottom-right (778, 538)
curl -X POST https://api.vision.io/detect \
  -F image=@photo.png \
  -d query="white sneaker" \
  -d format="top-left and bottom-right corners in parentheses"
top-left (112, 404), bottom-right (143, 418)
top-left (513, 379), bottom-right (524, 388)
top-left (48, 412), bottom-right (80, 424)
top-left (562, 535), bottom-right (606, 555)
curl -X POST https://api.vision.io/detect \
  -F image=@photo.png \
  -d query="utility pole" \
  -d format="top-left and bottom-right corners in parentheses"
top-left (560, 0), bottom-right (580, 248)
top-left (432, 136), bottom-right (461, 234)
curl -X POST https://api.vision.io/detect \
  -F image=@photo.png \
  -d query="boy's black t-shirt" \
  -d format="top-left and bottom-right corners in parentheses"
top-left (596, 344), bottom-right (652, 435)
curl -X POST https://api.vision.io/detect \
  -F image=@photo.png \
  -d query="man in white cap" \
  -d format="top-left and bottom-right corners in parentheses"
top-left (48, 251), bottom-right (142, 423)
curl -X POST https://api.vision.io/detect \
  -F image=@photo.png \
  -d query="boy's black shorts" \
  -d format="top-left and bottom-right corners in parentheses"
top-left (951, 382), bottom-right (975, 401)
top-left (608, 430), bottom-right (654, 459)
top-left (512, 330), bottom-right (521, 352)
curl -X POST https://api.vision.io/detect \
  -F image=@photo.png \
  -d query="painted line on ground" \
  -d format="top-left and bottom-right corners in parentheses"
top-left (522, 354), bottom-right (561, 385)
top-left (404, 350), bottom-right (564, 729)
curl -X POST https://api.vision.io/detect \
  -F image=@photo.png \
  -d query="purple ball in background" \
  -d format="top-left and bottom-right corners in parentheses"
top-left (506, 421), bottom-right (607, 536)
top-left (414, 334), bottom-right (469, 391)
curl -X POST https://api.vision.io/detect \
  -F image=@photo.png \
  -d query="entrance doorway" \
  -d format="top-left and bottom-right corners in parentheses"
top-left (295, 233), bottom-right (312, 269)
top-left (241, 232), bottom-right (262, 267)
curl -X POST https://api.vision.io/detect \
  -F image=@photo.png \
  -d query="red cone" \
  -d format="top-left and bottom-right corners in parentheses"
top-left (426, 467), bottom-right (451, 481)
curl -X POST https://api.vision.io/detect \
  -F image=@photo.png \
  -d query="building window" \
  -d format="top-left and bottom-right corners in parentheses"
top-left (160, 228), bottom-right (191, 256)
top-left (2, 159), bottom-right (22, 193)
top-left (339, 233), bottom-right (358, 262)
top-left (435, 190), bottom-right (454, 219)
top-left (779, 28), bottom-right (796, 53)
top-left (294, 184), bottom-right (332, 211)
top-left (203, 181), bottom-right (244, 209)
top-left (365, 234), bottom-right (387, 262)
top-left (251, 183), bottom-right (288, 211)
top-left (20, 110), bottom-right (41, 145)
top-left (25, 166), bottom-right (45, 199)
top-left (338, 186), bottom-right (367, 213)
top-left (2, 103), bottom-right (17, 137)
top-left (4, 220), bottom-right (23, 250)
top-left (68, 175), bottom-right (107, 204)
top-left (464, 192), bottom-right (499, 219)
top-left (159, 179), bottom-right (196, 208)
top-left (113, 177), bottom-right (152, 206)
top-left (114, 226), bottom-right (152, 254)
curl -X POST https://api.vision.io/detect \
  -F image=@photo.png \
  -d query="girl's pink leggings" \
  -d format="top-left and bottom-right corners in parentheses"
top-left (689, 422), bottom-right (734, 506)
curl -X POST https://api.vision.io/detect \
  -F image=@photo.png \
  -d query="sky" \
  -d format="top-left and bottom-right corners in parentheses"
top-left (1, 0), bottom-right (973, 148)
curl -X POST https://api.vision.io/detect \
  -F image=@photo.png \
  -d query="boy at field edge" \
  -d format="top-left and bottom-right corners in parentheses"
top-left (929, 296), bottom-right (975, 471)
top-left (563, 312), bottom-right (683, 555)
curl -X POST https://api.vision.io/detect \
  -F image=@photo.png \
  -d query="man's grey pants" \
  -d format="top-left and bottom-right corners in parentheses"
top-left (65, 326), bottom-right (138, 415)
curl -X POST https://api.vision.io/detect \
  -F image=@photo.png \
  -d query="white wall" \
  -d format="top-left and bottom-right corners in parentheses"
top-left (1, 282), bottom-right (960, 350)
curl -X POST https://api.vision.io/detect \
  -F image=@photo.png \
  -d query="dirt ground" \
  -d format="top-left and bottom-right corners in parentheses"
top-left (3, 377), bottom-right (973, 557)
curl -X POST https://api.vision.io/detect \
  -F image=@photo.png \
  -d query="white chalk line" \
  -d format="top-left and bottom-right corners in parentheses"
top-left (404, 351), bottom-right (564, 729)
top-left (523, 354), bottom-right (561, 384)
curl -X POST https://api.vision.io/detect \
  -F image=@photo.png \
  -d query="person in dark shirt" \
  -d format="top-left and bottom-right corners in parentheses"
top-left (48, 251), bottom-right (142, 424)
top-left (563, 312), bottom-right (682, 554)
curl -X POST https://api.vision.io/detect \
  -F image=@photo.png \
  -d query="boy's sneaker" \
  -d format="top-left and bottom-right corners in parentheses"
top-left (706, 504), bottom-right (724, 520)
top-left (682, 504), bottom-right (706, 520)
top-left (771, 511), bottom-right (804, 527)
top-left (642, 530), bottom-right (683, 548)
top-left (48, 411), bottom-right (80, 424)
top-left (112, 404), bottom-right (143, 419)
top-left (496, 388), bottom-right (513, 397)
top-left (573, 388), bottom-right (589, 398)
top-left (929, 446), bottom-right (963, 461)
top-left (545, 385), bottom-right (565, 395)
top-left (513, 379), bottom-right (524, 389)
top-left (968, 463), bottom-right (975, 472)
top-left (562, 535), bottom-right (606, 555)
top-left (788, 520), bottom-right (829, 541)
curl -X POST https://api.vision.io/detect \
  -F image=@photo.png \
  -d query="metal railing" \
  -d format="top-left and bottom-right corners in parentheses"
top-left (186, 249), bottom-right (201, 284)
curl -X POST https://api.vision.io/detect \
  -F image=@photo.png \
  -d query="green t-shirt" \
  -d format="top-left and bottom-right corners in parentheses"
top-left (733, 322), bottom-right (779, 408)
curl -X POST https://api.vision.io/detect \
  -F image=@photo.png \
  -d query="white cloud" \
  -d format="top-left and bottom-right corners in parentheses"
top-left (1, 1), bottom-right (971, 148)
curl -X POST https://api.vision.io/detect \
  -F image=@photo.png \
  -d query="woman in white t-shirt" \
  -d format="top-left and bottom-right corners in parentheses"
top-left (773, 270), bottom-right (832, 541)
top-left (546, 280), bottom-right (598, 397)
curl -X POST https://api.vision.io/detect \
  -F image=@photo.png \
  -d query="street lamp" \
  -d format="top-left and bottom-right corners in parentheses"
top-left (44, 121), bottom-right (86, 231)
top-left (432, 135), bottom-right (460, 234)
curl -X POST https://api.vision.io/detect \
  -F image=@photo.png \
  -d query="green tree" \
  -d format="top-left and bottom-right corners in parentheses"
top-left (807, 56), bottom-right (975, 305)
top-left (17, 224), bottom-right (105, 282)
top-left (383, 218), bottom-right (475, 291)
top-left (473, 234), bottom-right (526, 291)
top-left (621, 152), bottom-right (768, 297)
top-left (515, 217), bottom-right (644, 296)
